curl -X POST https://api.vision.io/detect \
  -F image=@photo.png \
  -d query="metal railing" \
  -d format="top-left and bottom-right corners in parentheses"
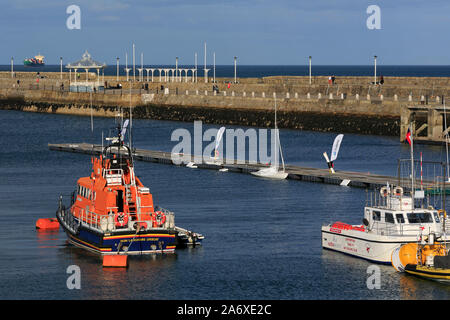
top-left (74, 206), bottom-right (175, 232)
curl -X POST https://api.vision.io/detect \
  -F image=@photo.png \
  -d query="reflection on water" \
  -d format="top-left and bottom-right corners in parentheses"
top-left (36, 229), bottom-right (60, 249)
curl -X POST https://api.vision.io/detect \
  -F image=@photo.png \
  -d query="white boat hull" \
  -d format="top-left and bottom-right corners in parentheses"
top-left (250, 167), bottom-right (288, 180)
top-left (321, 225), bottom-right (420, 264)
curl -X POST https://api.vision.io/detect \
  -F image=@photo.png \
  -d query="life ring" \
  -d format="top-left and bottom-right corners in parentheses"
top-left (380, 187), bottom-right (389, 197)
top-left (153, 211), bottom-right (166, 227)
top-left (114, 212), bottom-right (129, 228)
top-left (394, 187), bottom-right (403, 196)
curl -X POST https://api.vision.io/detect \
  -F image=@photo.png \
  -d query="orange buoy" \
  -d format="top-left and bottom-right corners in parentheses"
top-left (35, 218), bottom-right (60, 230)
top-left (102, 255), bottom-right (128, 268)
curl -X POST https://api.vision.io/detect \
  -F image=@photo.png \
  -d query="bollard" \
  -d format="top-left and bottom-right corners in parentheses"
top-left (262, 92), bottom-right (265, 98)
top-left (380, 94), bottom-right (383, 101)
top-left (367, 94), bottom-right (370, 100)
top-left (318, 93), bottom-right (322, 99)
top-left (307, 93), bottom-right (310, 99)
top-left (205, 90), bottom-right (208, 96)
top-left (394, 94), bottom-right (398, 101)
top-left (329, 93), bottom-right (333, 99)
top-left (232, 91), bottom-right (235, 97)
top-left (295, 93), bottom-right (298, 99)
top-left (252, 92), bottom-right (255, 98)
top-left (224, 91), bottom-right (227, 96)
top-left (243, 92), bottom-right (246, 97)
top-left (196, 90), bottom-right (199, 95)
top-left (408, 95), bottom-right (412, 101)
top-left (286, 92), bottom-right (290, 99)
top-left (186, 90), bottom-right (189, 95)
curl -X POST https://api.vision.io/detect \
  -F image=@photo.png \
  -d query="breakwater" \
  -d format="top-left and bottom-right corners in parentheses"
top-left (1, 72), bottom-right (449, 136)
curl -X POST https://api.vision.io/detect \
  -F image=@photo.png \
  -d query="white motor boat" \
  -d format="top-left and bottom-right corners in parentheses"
top-left (322, 186), bottom-right (445, 264)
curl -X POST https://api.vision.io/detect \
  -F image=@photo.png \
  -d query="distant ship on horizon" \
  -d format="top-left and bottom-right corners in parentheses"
top-left (23, 54), bottom-right (45, 66)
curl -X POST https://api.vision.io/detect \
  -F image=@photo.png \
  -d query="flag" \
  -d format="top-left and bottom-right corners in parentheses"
top-left (330, 134), bottom-right (344, 162)
top-left (405, 128), bottom-right (412, 145)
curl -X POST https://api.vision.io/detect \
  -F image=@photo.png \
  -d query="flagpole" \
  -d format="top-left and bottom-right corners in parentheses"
top-left (410, 124), bottom-right (415, 206)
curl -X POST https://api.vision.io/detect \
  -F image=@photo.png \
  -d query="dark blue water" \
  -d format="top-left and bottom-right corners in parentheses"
top-left (1, 109), bottom-right (450, 300)
top-left (2, 65), bottom-right (450, 78)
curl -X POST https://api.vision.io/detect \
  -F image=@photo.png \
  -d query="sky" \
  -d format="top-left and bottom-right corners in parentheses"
top-left (0, 0), bottom-right (449, 65)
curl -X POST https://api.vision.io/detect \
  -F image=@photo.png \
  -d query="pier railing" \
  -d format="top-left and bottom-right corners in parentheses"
top-left (0, 81), bottom-right (446, 105)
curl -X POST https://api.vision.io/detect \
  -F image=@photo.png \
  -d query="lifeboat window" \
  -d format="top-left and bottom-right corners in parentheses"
top-left (385, 213), bottom-right (395, 224)
top-left (372, 210), bottom-right (381, 221)
top-left (407, 212), bottom-right (433, 224)
top-left (396, 214), bottom-right (405, 224)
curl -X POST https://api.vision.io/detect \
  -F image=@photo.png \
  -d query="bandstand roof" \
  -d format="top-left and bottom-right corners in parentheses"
top-left (66, 50), bottom-right (106, 69)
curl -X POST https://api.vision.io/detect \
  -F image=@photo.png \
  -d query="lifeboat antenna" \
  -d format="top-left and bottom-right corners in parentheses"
top-left (90, 91), bottom-right (93, 133)
top-left (129, 84), bottom-right (133, 149)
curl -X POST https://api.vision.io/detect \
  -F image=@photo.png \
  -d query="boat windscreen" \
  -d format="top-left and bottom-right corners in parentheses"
top-left (406, 212), bottom-right (434, 224)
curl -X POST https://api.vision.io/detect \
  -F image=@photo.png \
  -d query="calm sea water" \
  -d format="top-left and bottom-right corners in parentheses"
top-left (1, 109), bottom-right (450, 300)
top-left (2, 65), bottom-right (450, 78)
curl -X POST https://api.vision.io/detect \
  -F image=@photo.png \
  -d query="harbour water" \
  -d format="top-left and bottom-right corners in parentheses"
top-left (1, 109), bottom-right (450, 299)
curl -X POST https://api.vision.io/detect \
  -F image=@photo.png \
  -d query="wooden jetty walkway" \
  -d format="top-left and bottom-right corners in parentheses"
top-left (48, 142), bottom-right (438, 190)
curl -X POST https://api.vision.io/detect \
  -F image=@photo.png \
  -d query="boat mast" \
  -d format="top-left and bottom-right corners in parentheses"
top-left (274, 97), bottom-right (285, 172)
top-left (444, 98), bottom-right (449, 181)
top-left (274, 97), bottom-right (278, 170)
top-left (410, 123), bottom-right (415, 207)
top-left (129, 84), bottom-right (132, 149)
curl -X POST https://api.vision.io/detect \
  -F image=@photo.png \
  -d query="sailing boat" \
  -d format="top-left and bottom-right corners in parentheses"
top-left (251, 98), bottom-right (288, 180)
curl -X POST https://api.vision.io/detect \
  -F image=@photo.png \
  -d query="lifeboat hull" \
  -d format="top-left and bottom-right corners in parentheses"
top-left (64, 224), bottom-right (177, 255)
top-left (56, 207), bottom-right (177, 255)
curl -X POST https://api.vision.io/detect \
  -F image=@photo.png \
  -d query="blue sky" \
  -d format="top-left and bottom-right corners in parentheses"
top-left (1, 0), bottom-right (449, 65)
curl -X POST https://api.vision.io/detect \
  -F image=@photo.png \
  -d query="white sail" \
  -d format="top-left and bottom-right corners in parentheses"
top-left (330, 134), bottom-right (344, 162)
top-left (215, 127), bottom-right (225, 153)
top-left (121, 119), bottom-right (129, 138)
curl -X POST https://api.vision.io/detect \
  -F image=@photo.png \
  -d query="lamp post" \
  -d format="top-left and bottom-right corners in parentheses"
top-left (309, 56), bottom-right (312, 85)
top-left (195, 52), bottom-right (198, 83)
top-left (374, 55), bottom-right (377, 84)
top-left (11, 57), bottom-right (13, 78)
top-left (176, 57), bottom-right (178, 82)
top-left (234, 56), bottom-right (237, 84)
top-left (116, 57), bottom-right (119, 81)
top-left (213, 52), bottom-right (216, 83)
top-left (132, 43), bottom-right (135, 82)
top-left (204, 41), bottom-right (208, 83)
top-left (60, 57), bottom-right (63, 79)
